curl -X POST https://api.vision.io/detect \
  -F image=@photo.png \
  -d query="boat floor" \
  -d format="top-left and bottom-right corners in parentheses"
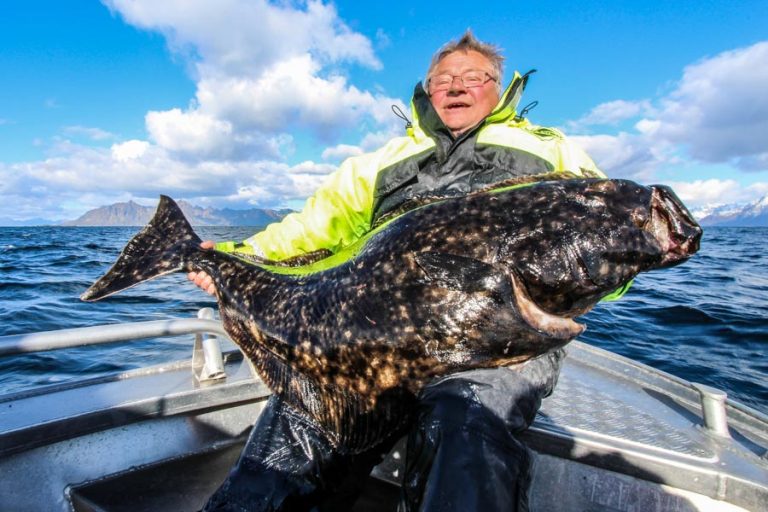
top-left (66, 436), bottom-right (755, 512)
top-left (68, 441), bottom-right (402, 512)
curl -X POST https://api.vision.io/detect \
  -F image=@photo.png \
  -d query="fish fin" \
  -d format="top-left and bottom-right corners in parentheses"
top-left (415, 252), bottom-right (584, 340)
top-left (81, 195), bottom-right (202, 301)
top-left (507, 270), bottom-right (585, 340)
top-left (270, 249), bottom-right (335, 267)
top-left (414, 252), bottom-right (502, 294)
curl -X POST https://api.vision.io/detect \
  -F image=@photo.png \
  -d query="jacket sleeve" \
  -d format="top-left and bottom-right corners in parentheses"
top-left (216, 151), bottom-right (382, 261)
top-left (555, 133), bottom-right (606, 178)
top-left (553, 131), bottom-right (633, 301)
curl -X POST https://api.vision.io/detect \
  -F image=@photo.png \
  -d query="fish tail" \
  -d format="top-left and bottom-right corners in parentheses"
top-left (81, 195), bottom-right (203, 301)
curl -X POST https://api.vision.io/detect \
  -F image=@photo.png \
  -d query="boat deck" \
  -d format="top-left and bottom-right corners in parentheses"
top-left (1, 333), bottom-right (766, 511)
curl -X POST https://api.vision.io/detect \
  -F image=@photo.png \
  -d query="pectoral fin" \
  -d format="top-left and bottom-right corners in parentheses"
top-left (415, 251), bottom-right (583, 340)
top-left (507, 270), bottom-right (585, 340)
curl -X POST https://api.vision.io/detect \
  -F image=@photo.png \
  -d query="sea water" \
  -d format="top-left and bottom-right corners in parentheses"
top-left (1, 226), bottom-right (766, 414)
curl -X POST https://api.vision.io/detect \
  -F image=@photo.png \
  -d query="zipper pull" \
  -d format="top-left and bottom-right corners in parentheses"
top-left (391, 104), bottom-right (413, 135)
top-left (515, 100), bottom-right (539, 122)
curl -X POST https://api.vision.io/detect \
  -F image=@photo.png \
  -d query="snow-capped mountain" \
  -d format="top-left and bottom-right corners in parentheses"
top-left (692, 195), bottom-right (768, 227)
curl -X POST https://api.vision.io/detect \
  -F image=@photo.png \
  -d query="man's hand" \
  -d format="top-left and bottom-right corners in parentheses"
top-left (188, 241), bottom-right (216, 296)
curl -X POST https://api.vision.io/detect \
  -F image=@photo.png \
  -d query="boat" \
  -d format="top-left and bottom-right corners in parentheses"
top-left (1, 308), bottom-right (766, 511)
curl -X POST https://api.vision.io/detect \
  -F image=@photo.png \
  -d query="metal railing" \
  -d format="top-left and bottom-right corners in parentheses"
top-left (0, 308), bottom-right (231, 383)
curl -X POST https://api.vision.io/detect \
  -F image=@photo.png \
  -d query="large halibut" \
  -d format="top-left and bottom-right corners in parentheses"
top-left (82, 179), bottom-right (702, 451)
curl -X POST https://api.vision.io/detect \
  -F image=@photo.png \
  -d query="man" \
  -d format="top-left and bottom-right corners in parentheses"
top-left (194, 31), bottom-right (605, 511)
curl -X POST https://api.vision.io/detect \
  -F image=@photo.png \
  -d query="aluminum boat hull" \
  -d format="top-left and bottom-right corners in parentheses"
top-left (0, 319), bottom-right (765, 511)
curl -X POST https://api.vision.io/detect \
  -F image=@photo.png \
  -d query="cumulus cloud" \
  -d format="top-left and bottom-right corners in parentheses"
top-left (566, 99), bottom-right (652, 131)
top-left (104, 0), bottom-right (380, 73)
top-left (665, 179), bottom-right (745, 206)
top-left (322, 144), bottom-right (364, 161)
top-left (111, 140), bottom-right (150, 161)
top-left (570, 133), bottom-right (667, 180)
top-left (192, 54), bottom-right (392, 137)
top-left (651, 42), bottom-right (768, 169)
top-left (659, 179), bottom-right (768, 209)
top-left (99, 0), bottom-right (402, 162)
top-left (572, 41), bottom-right (768, 179)
top-left (0, 139), bottom-right (340, 221)
top-left (563, 41), bottom-right (768, 207)
top-left (288, 160), bottom-right (336, 175)
top-left (6, 4), bottom-right (768, 221)
top-left (2, 1), bottom-right (412, 222)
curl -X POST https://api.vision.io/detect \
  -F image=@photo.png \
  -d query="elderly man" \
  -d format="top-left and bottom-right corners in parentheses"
top-left (196, 31), bottom-right (605, 512)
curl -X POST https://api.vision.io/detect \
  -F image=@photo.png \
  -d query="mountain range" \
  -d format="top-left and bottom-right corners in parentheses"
top-left (691, 194), bottom-right (768, 227)
top-left (59, 200), bottom-right (292, 227)
top-left (61, 192), bottom-right (768, 227)
top-left (3, 193), bottom-right (768, 227)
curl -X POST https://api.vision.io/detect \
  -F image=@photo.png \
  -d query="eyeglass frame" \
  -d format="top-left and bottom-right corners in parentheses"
top-left (427, 70), bottom-right (497, 95)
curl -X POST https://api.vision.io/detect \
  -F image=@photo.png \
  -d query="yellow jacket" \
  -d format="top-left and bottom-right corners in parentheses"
top-left (217, 72), bottom-right (603, 262)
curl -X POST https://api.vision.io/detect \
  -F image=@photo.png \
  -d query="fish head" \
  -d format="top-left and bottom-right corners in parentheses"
top-left (507, 179), bottom-right (702, 317)
top-left (646, 184), bottom-right (702, 268)
top-left (578, 179), bottom-right (702, 271)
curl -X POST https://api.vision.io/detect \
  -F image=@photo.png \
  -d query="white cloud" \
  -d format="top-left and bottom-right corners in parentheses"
top-left (103, 0), bottom-right (381, 74)
top-left (146, 108), bottom-right (233, 157)
top-left (746, 181), bottom-right (768, 198)
top-left (63, 125), bottom-right (116, 141)
top-left (111, 140), bottom-right (149, 161)
top-left (567, 99), bottom-right (652, 131)
top-left (577, 42), bottom-right (768, 176)
top-left (664, 179), bottom-right (744, 206)
top-left (193, 54), bottom-right (392, 137)
top-left (0, 137), bottom-right (345, 222)
top-left (322, 144), bottom-right (364, 161)
top-left (652, 42), bottom-right (768, 169)
top-left (6, 3), bottom-right (767, 222)
top-left (658, 178), bottom-right (768, 209)
top-left (288, 160), bottom-right (336, 175)
top-left (2, 1), bottom-right (409, 222)
top-left (569, 133), bottom-right (668, 180)
top-left (99, 1), bottom-right (402, 162)
top-left (359, 126), bottom-right (405, 151)
top-left (566, 40), bottom-right (768, 203)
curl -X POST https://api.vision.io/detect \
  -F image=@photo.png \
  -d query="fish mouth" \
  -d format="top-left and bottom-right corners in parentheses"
top-left (649, 185), bottom-right (703, 267)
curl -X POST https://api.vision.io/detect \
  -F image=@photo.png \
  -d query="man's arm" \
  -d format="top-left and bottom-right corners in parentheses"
top-left (553, 131), bottom-right (633, 301)
top-left (188, 150), bottom-right (383, 294)
top-left (555, 133), bottom-right (606, 178)
top-left (245, 156), bottom-right (380, 260)
top-left (227, 151), bottom-right (383, 260)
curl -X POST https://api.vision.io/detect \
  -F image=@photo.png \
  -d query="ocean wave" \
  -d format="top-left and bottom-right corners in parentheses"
top-left (0, 226), bottom-right (766, 414)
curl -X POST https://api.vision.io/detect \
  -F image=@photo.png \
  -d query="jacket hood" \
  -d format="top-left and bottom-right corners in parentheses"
top-left (408, 70), bottom-right (532, 142)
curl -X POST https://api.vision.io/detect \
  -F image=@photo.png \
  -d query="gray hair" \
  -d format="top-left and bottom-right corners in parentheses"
top-left (426, 30), bottom-right (505, 92)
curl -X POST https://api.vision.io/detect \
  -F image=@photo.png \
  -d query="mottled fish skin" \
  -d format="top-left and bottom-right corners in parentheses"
top-left (81, 179), bottom-right (702, 452)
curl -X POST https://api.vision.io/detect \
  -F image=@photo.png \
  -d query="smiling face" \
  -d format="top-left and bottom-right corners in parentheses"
top-left (428, 50), bottom-right (501, 137)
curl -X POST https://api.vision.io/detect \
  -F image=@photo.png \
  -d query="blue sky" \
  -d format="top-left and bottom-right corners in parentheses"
top-left (1, 0), bottom-right (767, 223)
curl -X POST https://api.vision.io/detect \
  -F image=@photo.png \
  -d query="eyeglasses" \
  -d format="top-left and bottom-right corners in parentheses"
top-left (427, 70), bottom-right (496, 93)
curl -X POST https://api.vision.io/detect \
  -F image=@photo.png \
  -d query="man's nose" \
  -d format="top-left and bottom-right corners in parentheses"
top-left (447, 75), bottom-right (466, 93)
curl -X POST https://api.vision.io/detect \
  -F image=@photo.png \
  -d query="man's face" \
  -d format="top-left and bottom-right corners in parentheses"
top-left (428, 50), bottom-right (500, 136)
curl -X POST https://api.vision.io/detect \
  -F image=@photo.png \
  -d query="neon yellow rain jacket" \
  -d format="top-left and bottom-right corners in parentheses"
top-left (216, 72), bottom-right (605, 265)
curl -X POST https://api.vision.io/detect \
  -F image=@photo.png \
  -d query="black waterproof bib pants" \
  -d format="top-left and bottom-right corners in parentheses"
top-left (203, 349), bottom-right (564, 512)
